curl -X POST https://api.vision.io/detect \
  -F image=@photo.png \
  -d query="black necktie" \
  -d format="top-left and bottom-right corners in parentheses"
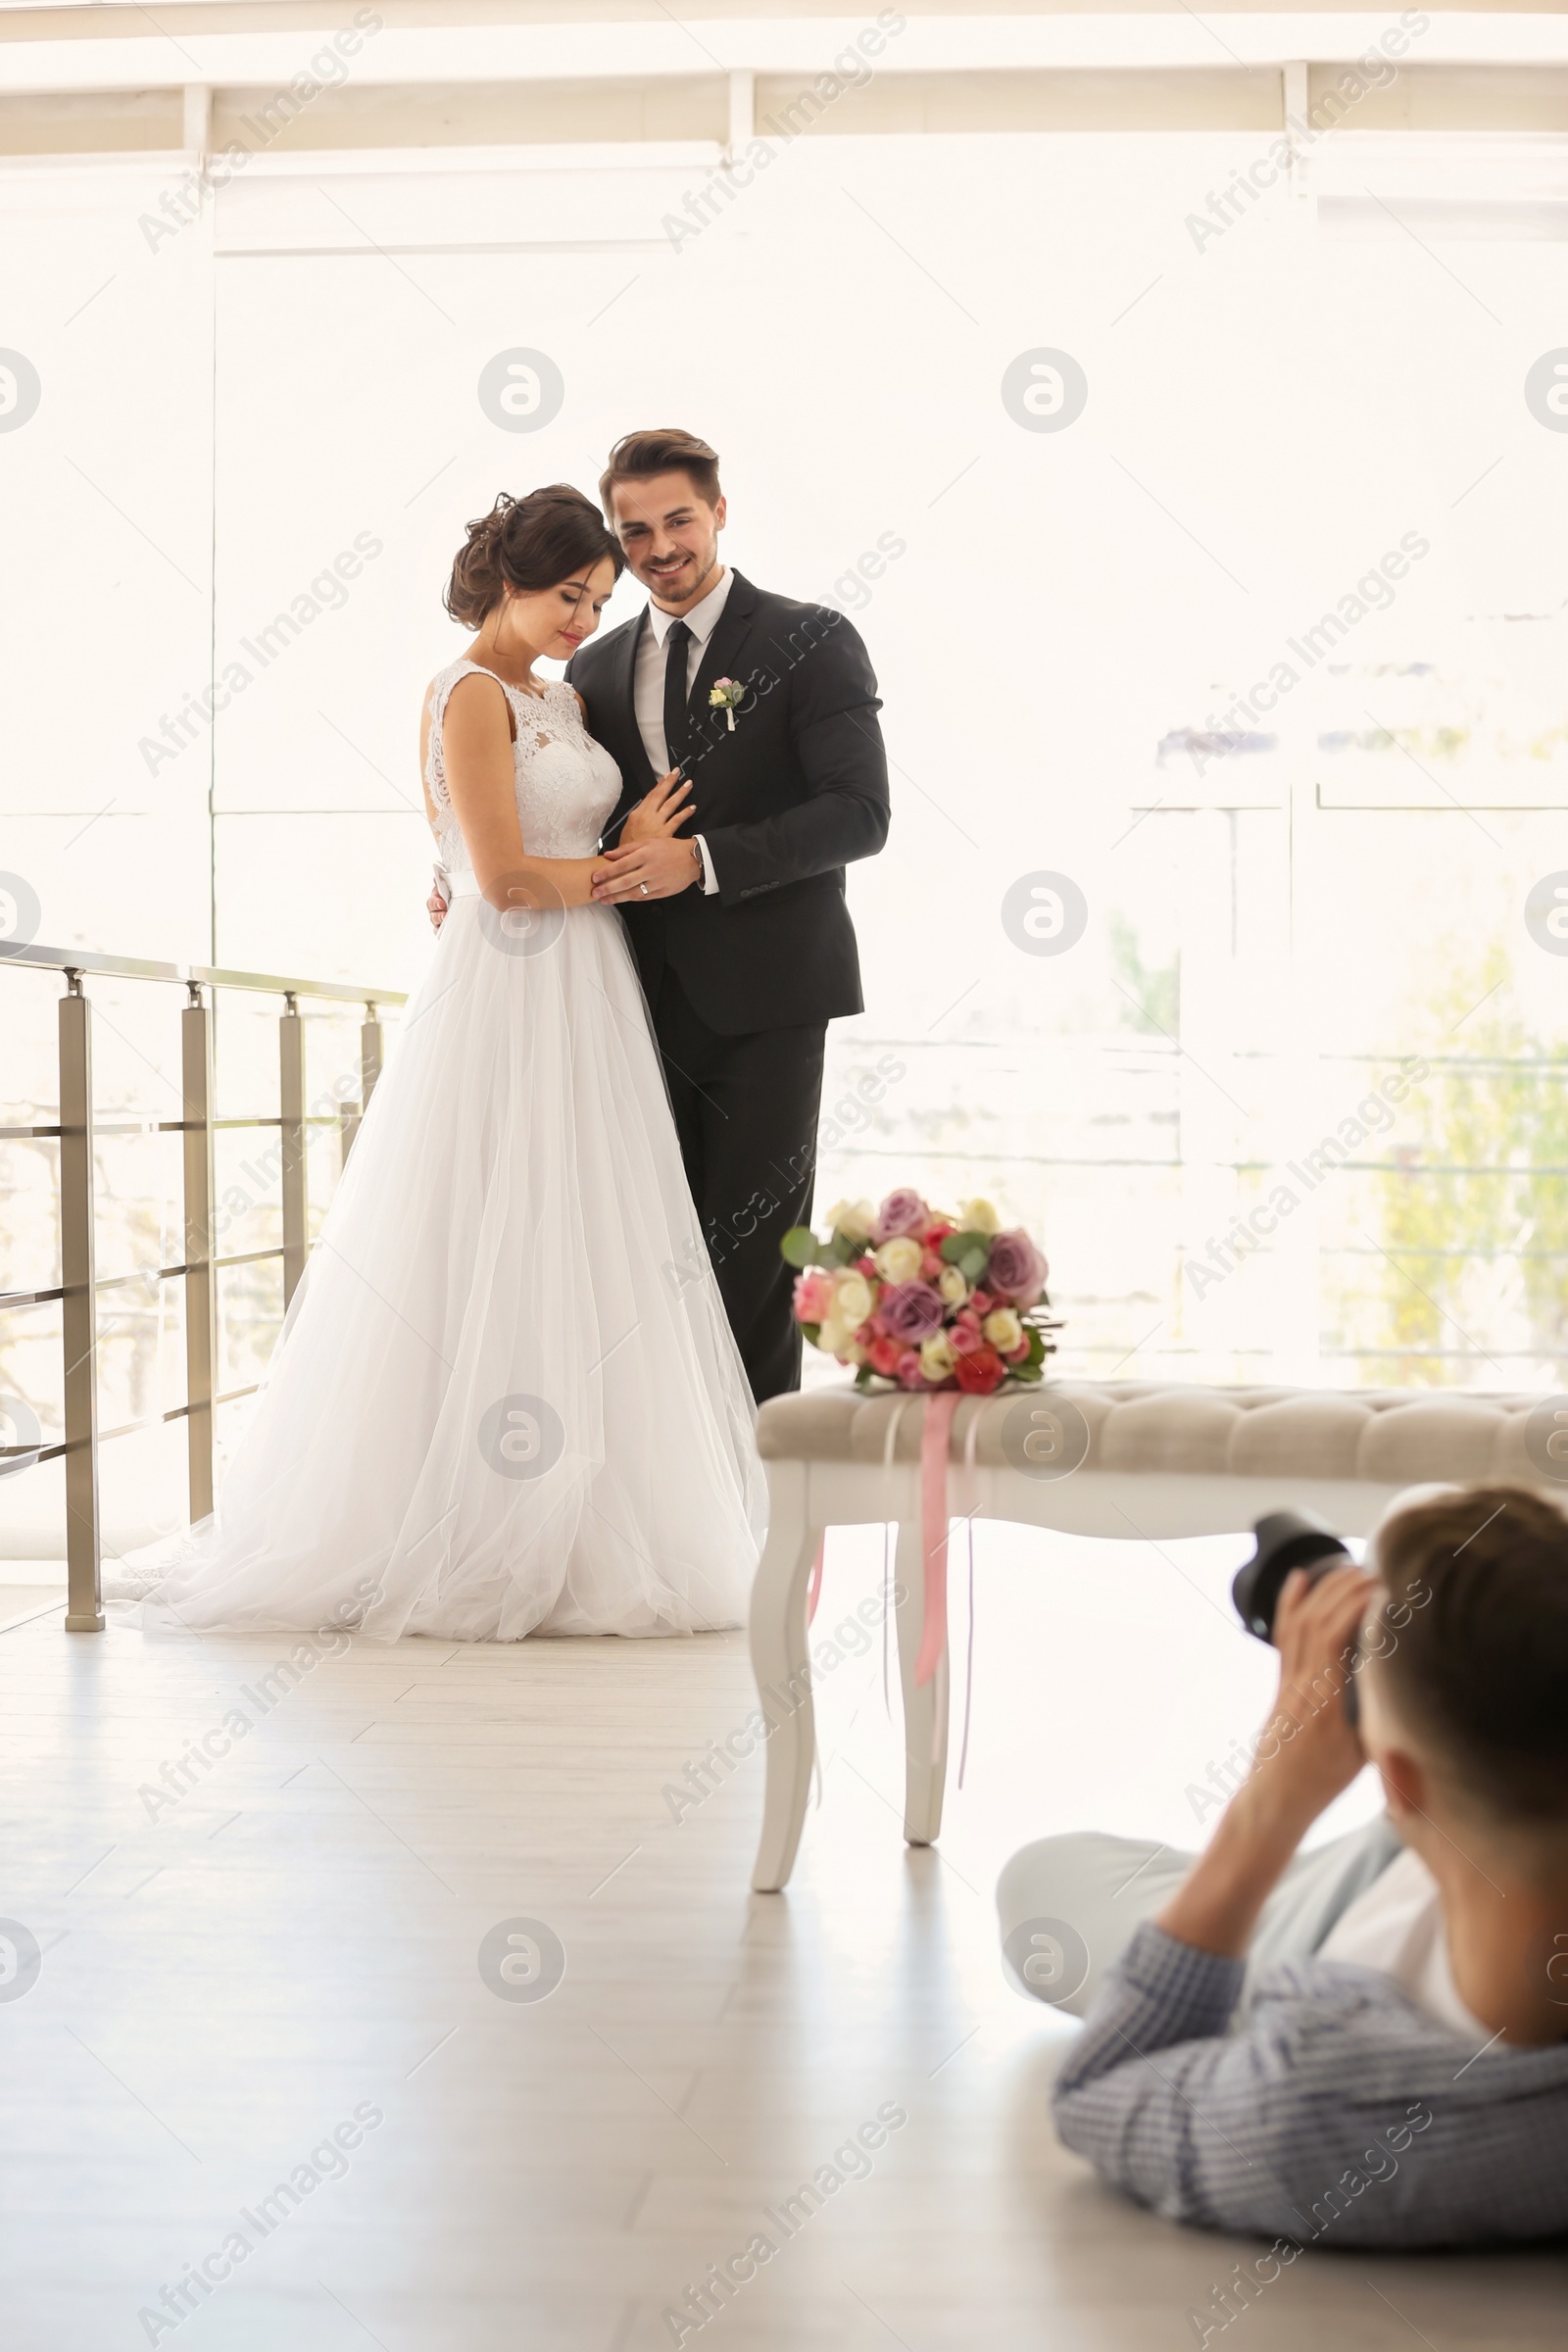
top-left (662, 619), bottom-right (693, 774)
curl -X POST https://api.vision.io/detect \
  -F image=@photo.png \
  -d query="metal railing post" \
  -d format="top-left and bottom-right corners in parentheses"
top-left (182, 981), bottom-right (218, 1522)
top-left (279, 992), bottom-right (307, 1307)
top-left (343, 1001), bottom-right (383, 1166)
top-left (361, 1000), bottom-right (384, 1114)
top-left (59, 972), bottom-right (103, 1632)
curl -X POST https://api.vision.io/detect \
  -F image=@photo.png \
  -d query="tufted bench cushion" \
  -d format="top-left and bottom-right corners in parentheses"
top-left (756, 1380), bottom-right (1562, 1491)
top-left (746, 1378), bottom-right (1568, 1891)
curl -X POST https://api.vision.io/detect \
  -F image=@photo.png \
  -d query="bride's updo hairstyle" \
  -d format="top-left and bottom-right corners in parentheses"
top-left (445, 484), bottom-right (624, 627)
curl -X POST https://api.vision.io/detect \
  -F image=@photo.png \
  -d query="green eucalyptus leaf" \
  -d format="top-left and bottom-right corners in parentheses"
top-left (780, 1226), bottom-right (819, 1269)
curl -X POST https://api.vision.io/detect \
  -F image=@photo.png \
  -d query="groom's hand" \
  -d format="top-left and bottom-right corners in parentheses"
top-left (592, 839), bottom-right (703, 903)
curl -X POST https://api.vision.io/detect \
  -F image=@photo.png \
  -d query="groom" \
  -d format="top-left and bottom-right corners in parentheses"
top-left (573, 428), bottom-right (890, 1402)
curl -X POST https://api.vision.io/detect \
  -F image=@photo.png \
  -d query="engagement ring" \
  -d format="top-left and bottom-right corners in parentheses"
top-left (638, 882), bottom-right (649, 896)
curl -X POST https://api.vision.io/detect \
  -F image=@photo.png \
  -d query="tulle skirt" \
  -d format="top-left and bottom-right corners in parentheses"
top-left (110, 892), bottom-right (765, 1641)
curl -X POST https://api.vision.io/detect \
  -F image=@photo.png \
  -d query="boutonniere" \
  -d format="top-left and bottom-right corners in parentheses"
top-left (709, 677), bottom-right (745, 732)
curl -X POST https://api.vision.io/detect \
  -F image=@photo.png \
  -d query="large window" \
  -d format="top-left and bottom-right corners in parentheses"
top-left (5, 121), bottom-right (1568, 1556)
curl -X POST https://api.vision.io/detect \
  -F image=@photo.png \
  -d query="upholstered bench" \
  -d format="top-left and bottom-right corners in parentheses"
top-left (746, 1379), bottom-right (1565, 1890)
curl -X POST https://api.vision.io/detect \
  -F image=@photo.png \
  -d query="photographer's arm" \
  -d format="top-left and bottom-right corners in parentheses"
top-left (1046, 1573), bottom-right (1385, 2234)
top-left (1156, 1567), bottom-right (1374, 1957)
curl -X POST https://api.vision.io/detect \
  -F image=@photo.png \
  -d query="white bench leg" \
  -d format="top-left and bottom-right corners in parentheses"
top-left (895, 1515), bottom-right (950, 1846)
top-left (749, 1461), bottom-right (819, 1893)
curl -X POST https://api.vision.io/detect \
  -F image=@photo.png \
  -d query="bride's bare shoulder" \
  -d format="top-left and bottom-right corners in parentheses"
top-left (430, 660), bottom-right (496, 699)
top-left (437, 664), bottom-right (516, 751)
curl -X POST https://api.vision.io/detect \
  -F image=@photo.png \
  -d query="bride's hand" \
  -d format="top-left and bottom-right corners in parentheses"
top-left (620, 770), bottom-right (694, 846)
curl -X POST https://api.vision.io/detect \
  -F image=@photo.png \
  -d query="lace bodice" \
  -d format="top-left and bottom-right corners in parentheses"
top-left (424, 662), bottom-right (621, 871)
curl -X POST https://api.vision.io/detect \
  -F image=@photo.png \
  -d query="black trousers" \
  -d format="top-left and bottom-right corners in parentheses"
top-left (654, 966), bottom-right (826, 1406)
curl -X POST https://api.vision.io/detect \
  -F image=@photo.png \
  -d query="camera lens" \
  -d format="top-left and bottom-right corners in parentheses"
top-left (1232, 1512), bottom-right (1363, 1730)
top-left (1232, 1510), bottom-right (1351, 1641)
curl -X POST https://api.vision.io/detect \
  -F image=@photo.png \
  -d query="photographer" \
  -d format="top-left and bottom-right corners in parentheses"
top-left (998, 1484), bottom-right (1568, 2245)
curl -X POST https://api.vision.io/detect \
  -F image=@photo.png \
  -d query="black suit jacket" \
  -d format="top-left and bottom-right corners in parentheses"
top-left (565, 570), bottom-right (890, 1035)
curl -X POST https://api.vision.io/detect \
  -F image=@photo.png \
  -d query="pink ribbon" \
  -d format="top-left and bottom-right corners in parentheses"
top-left (806, 1534), bottom-right (826, 1624)
top-left (806, 1391), bottom-right (970, 1690)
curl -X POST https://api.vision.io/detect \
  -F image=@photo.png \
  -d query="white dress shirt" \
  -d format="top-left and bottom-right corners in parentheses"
top-left (632, 565), bottom-right (734, 897)
top-left (1318, 1843), bottom-right (1486, 2037)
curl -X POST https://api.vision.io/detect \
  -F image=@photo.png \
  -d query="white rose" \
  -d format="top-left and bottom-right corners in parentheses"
top-left (874, 1235), bottom-right (923, 1284)
top-left (817, 1316), bottom-right (852, 1358)
top-left (937, 1265), bottom-right (968, 1307)
top-left (834, 1271), bottom-right (873, 1328)
top-left (919, 1332), bottom-right (956, 1384)
top-left (958, 1197), bottom-right (1001, 1235)
top-left (826, 1198), bottom-right (876, 1245)
top-left (983, 1307), bottom-right (1024, 1353)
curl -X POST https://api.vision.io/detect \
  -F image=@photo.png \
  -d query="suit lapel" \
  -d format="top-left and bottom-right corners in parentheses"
top-left (682, 574), bottom-right (763, 789)
top-left (687, 571), bottom-right (760, 723)
top-left (602, 608), bottom-right (656, 800)
top-left (587, 574), bottom-right (760, 822)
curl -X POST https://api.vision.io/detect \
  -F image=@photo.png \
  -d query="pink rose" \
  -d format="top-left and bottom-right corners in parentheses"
top-left (987, 1229), bottom-right (1047, 1307)
top-left (793, 1270), bottom-right (833, 1322)
top-left (896, 1351), bottom-right (927, 1390)
top-left (873, 1187), bottom-right (929, 1245)
top-left (867, 1336), bottom-right (905, 1378)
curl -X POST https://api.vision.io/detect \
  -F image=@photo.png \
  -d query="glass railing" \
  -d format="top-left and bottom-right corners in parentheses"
top-left (0, 943), bottom-right (405, 1631)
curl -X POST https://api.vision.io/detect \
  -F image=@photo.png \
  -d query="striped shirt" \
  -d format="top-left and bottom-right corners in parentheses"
top-left (1052, 1922), bottom-right (1568, 2246)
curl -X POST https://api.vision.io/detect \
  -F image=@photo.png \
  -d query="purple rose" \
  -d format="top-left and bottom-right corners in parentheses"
top-left (878, 1280), bottom-right (946, 1342)
top-left (873, 1187), bottom-right (929, 1245)
top-left (987, 1229), bottom-right (1048, 1307)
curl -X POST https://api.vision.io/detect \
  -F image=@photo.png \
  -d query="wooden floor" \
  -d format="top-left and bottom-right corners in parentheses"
top-left (2, 1526), bottom-right (1563, 2349)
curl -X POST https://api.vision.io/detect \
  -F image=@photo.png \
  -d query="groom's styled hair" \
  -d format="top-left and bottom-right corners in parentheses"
top-left (600, 428), bottom-right (722, 514)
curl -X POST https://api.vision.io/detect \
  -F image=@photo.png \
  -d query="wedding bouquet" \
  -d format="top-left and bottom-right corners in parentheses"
top-left (780, 1190), bottom-right (1058, 1396)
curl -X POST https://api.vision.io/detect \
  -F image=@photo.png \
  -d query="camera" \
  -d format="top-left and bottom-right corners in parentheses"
top-left (1231, 1509), bottom-right (1360, 1726)
top-left (1231, 1509), bottom-right (1350, 1640)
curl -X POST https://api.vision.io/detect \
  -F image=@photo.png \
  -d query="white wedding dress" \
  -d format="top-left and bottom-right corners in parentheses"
top-left (112, 662), bottom-right (764, 1641)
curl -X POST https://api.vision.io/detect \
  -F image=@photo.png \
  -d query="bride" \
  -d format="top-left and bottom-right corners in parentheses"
top-left (117, 483), bottom-right (765, 1642)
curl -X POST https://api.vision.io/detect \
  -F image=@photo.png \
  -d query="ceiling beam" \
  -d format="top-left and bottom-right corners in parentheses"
top-left (4, 15), bottom-right (1568, 94)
